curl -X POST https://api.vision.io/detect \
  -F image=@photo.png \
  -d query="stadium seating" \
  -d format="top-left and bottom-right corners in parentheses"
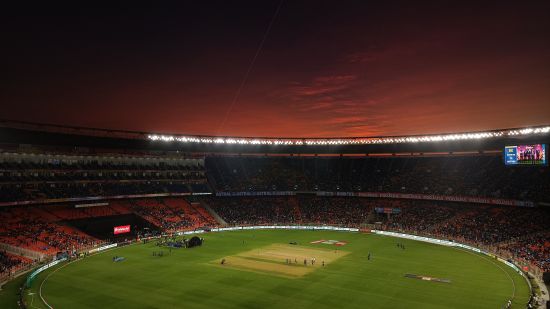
top-left (0, 207), bottom-right (98, 255)
top-left (0, 151), bottom-right (548, 277)
top-left (0, 197), bottom-right (218, 260)
top-left (204, 196), bottom-right (550, 272)
top-left (0, 251), bottom-right (32, 276)
top-left (0, 153), bottom-right (209, 203)
top-left (206, 156), bottom-right (550, 202)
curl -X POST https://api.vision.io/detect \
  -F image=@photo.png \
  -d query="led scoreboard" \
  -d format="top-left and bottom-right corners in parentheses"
top-left (504, 144), bottom-right (547, 166)
top-left (114, 225), bottom-right (131, 235)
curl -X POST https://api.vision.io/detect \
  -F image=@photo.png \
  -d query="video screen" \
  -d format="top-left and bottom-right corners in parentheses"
top-left (504, 144), bottom-right (547, 166)
top-left (113, 225), bottom-right (131, 235)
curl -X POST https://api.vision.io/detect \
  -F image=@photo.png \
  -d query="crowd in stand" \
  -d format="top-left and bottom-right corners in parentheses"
top-left (429, 207), bottom-right (549, 244)
top-left (0, 251), bottom-right (28, 275)
top-left (0, 181), bottom-right (203, 203)
top-left (392, 204), bottom-right (550, 272)
top-left (0, 218), bottom-right (97, 254)
top-left (205, 196), bottom-right (550, 272)
top-left (0, 197), bottom-right (216, 268)
top-left (207, 197), bottom-right (297, 225)
top-left (0, 153), bottom-right (209, 203)
top-left (0, 207), bottom-right (98, 256)
top-left (3, 154), bottom-right (549, 204)
top-left (0, 157), bottom-right (204, 171)
top-left (377, 201), bottom-right (460, 232)
top-left (125, 199), bottom-right (195, 232)
top-left (500, 233), bottom-right (550, 272)
top-left (298, 197), bottom-right (375, 226)
top-left (206, 156), bottom-right (550, 202)
top-left (1, 151), bottom-right (549, 276)
top-left (0, 170), bottom-right (204, 182)
top-left (0, 193), bottom-right (548, 277)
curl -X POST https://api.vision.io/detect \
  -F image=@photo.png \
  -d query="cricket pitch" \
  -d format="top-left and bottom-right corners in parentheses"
top-left (213, 243), bottom-right (349, 278)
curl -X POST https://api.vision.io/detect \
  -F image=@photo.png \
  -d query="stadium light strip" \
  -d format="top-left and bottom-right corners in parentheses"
top-left (147, 126), bottom-right (550, 146)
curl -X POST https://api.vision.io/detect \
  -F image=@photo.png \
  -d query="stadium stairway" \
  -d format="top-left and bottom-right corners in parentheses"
top-left (289, 197), bottom-right (302, 224)
top-left (195, 200), bottom-right (227, 226)
top-left (365, 208), bottom-right (377, 224)
top-left (189, 201), bottom-right (218, 226)
top-left (0, 242), bottom-right (45, 262)
top-left (4, 251), bottom-right (33, 268)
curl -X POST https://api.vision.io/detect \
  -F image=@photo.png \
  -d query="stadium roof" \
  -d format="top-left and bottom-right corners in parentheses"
top-left (1, 120), bottom-right (549, 155)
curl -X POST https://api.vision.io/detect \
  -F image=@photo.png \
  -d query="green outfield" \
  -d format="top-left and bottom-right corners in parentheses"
top-left (3, 230), bottom-right (531, 308)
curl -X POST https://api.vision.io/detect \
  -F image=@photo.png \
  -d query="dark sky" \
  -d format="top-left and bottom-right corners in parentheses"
top-left (2, 1), bottom-right (549, 137)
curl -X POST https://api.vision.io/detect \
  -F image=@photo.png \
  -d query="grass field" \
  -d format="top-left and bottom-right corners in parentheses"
top-left (2, 230), bottom-right (531, 309)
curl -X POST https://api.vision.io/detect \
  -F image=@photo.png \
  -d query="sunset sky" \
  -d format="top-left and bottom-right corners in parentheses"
top-left (1, 1), bottom-right (549, 137)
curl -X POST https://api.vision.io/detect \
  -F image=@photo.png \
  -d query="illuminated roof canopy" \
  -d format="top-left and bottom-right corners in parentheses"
top-left (148, 126), bottom-right (550, 146)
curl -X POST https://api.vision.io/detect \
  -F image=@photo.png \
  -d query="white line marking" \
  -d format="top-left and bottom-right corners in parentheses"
top-left (453, 247), bottom-right (516, 302)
